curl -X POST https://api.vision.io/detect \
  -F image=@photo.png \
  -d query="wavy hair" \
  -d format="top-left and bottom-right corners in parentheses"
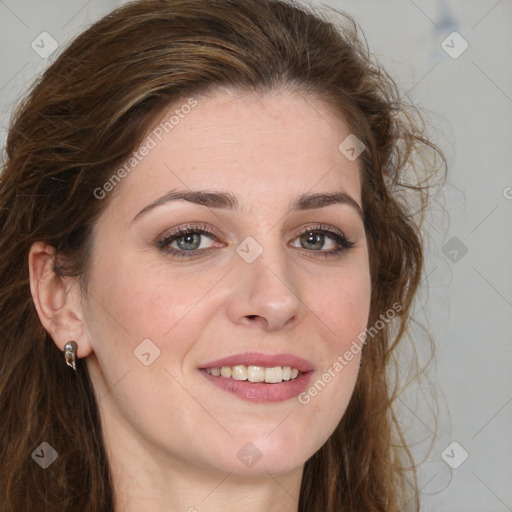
top-left (0, 0), bottom-right (445, 510)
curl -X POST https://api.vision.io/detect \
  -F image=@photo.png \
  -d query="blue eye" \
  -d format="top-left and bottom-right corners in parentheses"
top-left (168, 231), bottom-right (210, 251)
top-left (157, 223), bottom-right (354, 259)
top-left (292, 228), bottom-right (354, 256)
top-left (157, 225), bottom-right (219, 257)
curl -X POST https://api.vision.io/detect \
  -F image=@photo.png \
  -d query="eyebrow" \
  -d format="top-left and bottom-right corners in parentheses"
top-left (131, 189), bottom-right (364, 224)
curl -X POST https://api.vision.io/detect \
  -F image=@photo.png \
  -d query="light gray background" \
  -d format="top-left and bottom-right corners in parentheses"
top-left (1, 1), bottom-right (511, 511)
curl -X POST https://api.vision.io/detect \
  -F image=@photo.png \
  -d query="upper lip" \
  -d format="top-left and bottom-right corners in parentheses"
top-left (200, 352), bottom-right (314, 372)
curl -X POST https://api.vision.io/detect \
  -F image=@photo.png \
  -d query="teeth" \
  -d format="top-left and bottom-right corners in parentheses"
top-left (205, 364), bottom-right (302, 383)
top-left (231, 365), bottom-right (247, 380)
top-left (265, 366), bottom-right (283, 383)
top-left (220, 366), bottom-right (232, 378)
top-left (247, 366), bottom-right (265, 382)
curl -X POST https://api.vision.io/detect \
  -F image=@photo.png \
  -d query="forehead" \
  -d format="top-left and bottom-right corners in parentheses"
top-left (103, 89), bottom-right (363, 220)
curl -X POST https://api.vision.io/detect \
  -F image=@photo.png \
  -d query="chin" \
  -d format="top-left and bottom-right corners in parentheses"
top-left (215, 431), bottom-right (317, 477)
top-left (217, 453), bottom-right (307, 478)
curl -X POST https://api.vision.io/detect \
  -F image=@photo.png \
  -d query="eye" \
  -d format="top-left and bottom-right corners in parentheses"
top-left (169, 231), bottom-right (211, 251)
top-left (295, 231), bottom-right (337, 251)
top-left (157, 224), bottom-right (222, 258)
top-left (290, 224), bottom-right (354, 257)
top-left (157, 223), bottom-right (355, 260)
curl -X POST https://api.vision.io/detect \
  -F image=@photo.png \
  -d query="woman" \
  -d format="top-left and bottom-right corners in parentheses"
top-left (0, 0), bottom-right (444, 510)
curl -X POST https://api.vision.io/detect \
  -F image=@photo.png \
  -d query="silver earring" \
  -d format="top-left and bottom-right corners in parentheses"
top-left (64, 341), bottom-right (78, 371)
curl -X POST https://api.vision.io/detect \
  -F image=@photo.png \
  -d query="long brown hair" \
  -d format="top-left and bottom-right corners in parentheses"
top-left (0, 1), bottom-right (445, 510)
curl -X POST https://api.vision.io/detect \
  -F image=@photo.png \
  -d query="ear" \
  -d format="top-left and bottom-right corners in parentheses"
top-left (28, 241), bottom-right (93, 359)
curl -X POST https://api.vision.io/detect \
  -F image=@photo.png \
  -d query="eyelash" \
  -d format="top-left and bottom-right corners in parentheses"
top-left (157, 223), bottom-right (355, 259)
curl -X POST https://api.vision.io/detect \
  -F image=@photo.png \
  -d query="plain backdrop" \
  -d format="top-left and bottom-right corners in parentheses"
top-left (0, 1), bottom-right (511, 511)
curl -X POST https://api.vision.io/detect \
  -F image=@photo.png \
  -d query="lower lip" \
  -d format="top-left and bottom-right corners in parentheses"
top-left (200, 370), bottom-right (313, 403)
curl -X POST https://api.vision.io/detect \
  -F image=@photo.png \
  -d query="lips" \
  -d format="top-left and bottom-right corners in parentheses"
top-left (200, 352), bottom-right (314, 373)
top-left (199, 352), bottom-right (314, 403)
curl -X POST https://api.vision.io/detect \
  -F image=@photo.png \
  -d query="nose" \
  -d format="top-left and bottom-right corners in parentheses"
top-left (225, 243), bottom-right (304, 332)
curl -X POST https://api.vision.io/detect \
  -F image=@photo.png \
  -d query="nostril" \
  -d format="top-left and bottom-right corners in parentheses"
top-left (245, 315), bottom-right (267, 328)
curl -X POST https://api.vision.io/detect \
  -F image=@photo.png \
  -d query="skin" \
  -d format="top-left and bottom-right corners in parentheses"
top-left (29, 88), bottom-right (371, 512)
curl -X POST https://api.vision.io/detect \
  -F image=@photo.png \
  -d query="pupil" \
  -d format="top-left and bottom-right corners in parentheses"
top-left (178, 233), bottom-right (200, 250)
top-left (302, 231), bottom-right (323, 250)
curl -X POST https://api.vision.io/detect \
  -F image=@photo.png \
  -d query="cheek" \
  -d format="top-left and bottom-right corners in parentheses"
top-left (308, 265), bottom-right (371, 352)
top-left (297, 262), bottom-right (370, 409)
top-left (87, 253), bottom-right (224, 342)
top-left (294, 273), bottom-right (369, 448)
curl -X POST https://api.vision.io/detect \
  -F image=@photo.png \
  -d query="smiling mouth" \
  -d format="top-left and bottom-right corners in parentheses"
top-left (203, 365), bottom-right (301, 384)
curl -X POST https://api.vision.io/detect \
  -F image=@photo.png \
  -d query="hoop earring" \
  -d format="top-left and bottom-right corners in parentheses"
top-left (64, 341), bottom-right (78, 371)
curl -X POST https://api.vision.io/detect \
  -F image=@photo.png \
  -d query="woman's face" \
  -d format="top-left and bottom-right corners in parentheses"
top-left (82, 89), bottom-right (371, 477)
